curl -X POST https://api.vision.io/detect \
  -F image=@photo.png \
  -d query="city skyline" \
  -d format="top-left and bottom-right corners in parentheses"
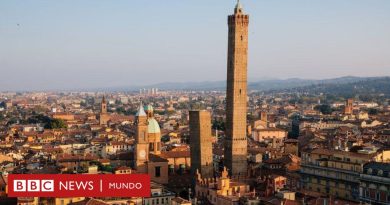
top-left (1, 1), bottom-right (390, 204)
top-left (1, 0), bottom-right (390, 91)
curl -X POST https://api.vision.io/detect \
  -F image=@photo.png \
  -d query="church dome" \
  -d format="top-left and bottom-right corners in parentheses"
top-left (148, 118), bottom-right (160, 133)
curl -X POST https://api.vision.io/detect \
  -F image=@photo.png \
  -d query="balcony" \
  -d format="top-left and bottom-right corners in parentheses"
top-left (301, 166), bottom-right (360, 183)
top-left (360, 174), bottom-right (390, 184)
top-left (301, 163), bottom-right (360, 176)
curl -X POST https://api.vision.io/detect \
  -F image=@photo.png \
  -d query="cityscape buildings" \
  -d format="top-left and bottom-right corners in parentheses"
top-left (0, 1), bottom-right (389, 205)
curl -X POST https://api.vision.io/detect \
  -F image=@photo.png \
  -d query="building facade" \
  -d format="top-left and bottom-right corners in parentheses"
top-left (195, 167), bottom-right (252, 205)
top-left (134, 103), bottom-right (168, 184)
top-left (360, 162), bottom-right (390, 205)
top-left (301, 148), bottom-right (390, 202)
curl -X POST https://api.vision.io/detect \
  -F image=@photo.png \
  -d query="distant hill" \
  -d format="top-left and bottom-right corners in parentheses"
top-left (281, 77), bottom-right (390, 97)
top-left (247, 76), bottom-right (373, 91)
top-left (132, 76), bottom-right (387, 92)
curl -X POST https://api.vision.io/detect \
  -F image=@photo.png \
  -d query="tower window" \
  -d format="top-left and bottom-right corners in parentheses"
top-left (241, 35), bottom-right (243, 41)
top-left (155, 166), bottom-right (161, 177)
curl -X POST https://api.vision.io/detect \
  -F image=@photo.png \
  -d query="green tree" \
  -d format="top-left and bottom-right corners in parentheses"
top-left (314, 104), bottom-right (333, 115)
top-left (212, 120), bottom-right (225, 131)
top-left (368, 108), bottom-right (378, 115)
top-left (46, 119), bottom-right (67, 129)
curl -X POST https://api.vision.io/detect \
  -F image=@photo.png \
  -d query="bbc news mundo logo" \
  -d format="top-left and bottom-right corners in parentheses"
top-left (8, 174), bottom-right (150, 197)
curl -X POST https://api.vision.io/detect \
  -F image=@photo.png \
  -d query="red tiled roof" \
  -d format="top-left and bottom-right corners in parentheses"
top-left (160, 151), bottom-right (190, 159)
top-left (69, 198), bottom-right (109, 205)
top-left (57, 154), bottom-right (97, 162)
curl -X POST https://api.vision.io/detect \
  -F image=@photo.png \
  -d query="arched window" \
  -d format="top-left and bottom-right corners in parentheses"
top-left (367, 168), bottom-right (373, 174)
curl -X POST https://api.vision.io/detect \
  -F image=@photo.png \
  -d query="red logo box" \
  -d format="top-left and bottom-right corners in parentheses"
top-left (8, 174), bottom-right (151, 197)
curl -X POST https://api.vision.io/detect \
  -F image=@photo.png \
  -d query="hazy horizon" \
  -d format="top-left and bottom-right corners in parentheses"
top-left (1, 0), bottom-right (390, 91)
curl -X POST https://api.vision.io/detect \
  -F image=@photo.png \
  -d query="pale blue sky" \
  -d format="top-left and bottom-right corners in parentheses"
top-left (1, 0), bottom-right (389, 91)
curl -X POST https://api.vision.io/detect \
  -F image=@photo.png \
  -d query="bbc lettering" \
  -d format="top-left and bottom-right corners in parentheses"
top-left (14, 180), bottom-right (54, 192)
top-left (8, 174), bottom-right (150, 197)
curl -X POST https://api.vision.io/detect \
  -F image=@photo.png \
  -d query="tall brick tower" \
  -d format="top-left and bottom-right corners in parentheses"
top-left (344, 98), bottom-right (353, 115)
top-left (189, 110), bottom-right (214, 180)
top-left (224, 0), bottom-right (249, 177)
top-left (99, 95), bottom-right (109, 125)
top-left (101, 95), bottom-right (107, 114)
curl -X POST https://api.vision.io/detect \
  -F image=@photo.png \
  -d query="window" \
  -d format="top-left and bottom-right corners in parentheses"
top-left (155, 166), bottom-right (161, 177)
top-left (368, 168), bottom-right (373, 174)
top-left (150, 143), bottom-right (154, 151)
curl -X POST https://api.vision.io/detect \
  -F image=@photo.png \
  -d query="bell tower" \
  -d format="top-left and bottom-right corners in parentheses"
top-left (135, 102), bottom-right (149, 172)
top-left (99, 95), bottom-right (109, 125)
top-left (101, 95), bottom-right (107, 114)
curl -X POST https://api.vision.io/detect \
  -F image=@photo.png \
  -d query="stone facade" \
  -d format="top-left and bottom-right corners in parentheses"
top-left (190, 110), bottom-right (214, 179)
top-left (224, 2), bottom-right (249, 177)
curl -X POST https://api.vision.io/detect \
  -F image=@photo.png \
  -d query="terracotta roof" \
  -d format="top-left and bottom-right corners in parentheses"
top-left (284, 139), bottom-right (298, 143)
top-left (283, 199), bottom-right (301, 205)
top-left (57, 154), bottom-right (97, 162)
top-left (160, 151), bottom-right (190, 159)
top-left (109, 151), bottom-right (133, 160)
top-left (98, 159), bottom-right (110, 163)
top-left (254, 127), bottom-right (286, 132)
top-left (115, 166), bottom-right (132, 171)
top-left (248, 147), bottom-right (275, 155)
top-left (149, 154), bottom-right (169, 162)
top-left (69, 198), bottom-right (109, 205)
top-left (264, 154), bottom-right (300, 165)
top-left (308, 148), bottom-right (334, 156)
top-left (312, 148), bottom-right (377, 158)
